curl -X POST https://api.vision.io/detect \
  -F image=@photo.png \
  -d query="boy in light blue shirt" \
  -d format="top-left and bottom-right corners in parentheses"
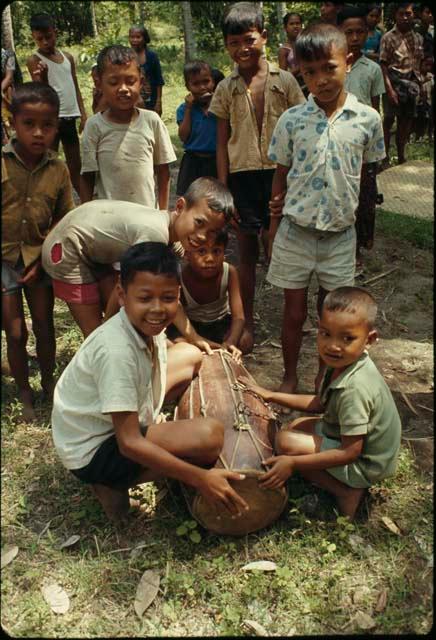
top-left (267, 22), bottom-right (385, 395)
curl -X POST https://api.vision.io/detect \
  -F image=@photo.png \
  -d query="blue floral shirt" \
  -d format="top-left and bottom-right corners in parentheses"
top-left (268, 93), bottom-right (386, 231)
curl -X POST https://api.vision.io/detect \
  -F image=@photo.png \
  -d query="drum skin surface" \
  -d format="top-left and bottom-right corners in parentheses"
top-left (175, 351), bottom-right (288, 535)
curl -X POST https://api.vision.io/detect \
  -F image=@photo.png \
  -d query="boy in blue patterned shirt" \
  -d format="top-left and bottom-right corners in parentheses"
top-left (267, 23), bottom-right (385, 394)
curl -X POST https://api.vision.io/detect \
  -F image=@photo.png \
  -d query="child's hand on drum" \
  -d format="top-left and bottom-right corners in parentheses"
top-left (192, 337), bottom-right (221, 354)
top-left (259, 455), bottom-right (294, 489)
top-left (238, 376), bottom-right (271, 401)
top-left (222, 342), bottom-right (242, 364)
top-left (198, 468), bottom-right (249, 516)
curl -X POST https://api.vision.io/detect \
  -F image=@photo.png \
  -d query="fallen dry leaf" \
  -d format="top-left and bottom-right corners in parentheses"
top-left (375, 589), bottom-right (388, 612)
top-left (59, 535), bottom-right (81, 550)
top-left (242, 561), bottom-right (277, 572)
top-left (1, 545), bottom-right (18, 569)
top-left (242, 619), bottom-right (268, 636)
top-left (381, 516), bottom-right (402, 536)
top-left (269, 341), bottom-right (281, 349)
top-left (134, 569), bottom-right (160, 618)
top-left (41, 582), bottom-right (70, 614)
top-left (352, 610), bottom-right (377, 630)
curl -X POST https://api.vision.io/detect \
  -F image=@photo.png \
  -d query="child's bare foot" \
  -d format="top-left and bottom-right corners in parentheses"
top-left (90, 484), bottom-right (131, 522)
top-left (239, 328), bottom-right (254, 354)
top-left (18, 389), bottom-right (36, 422)
top-left (41, 378), bottom-right (56, 401)
top-left (336, 487), bottom-right (366, 520)
top-left (278, 377), bottom-right (298, 394)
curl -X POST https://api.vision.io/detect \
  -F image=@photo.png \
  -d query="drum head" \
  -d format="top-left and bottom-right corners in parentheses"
top-left (191, 470), bottom-right (288, 536)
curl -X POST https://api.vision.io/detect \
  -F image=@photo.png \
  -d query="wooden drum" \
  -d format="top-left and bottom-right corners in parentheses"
top-left (175, 350), bottom-right (288, 536)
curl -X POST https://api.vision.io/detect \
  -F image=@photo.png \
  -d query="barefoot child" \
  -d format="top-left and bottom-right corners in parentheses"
top-left (51, 242), bottom-right (249, 522)
top-left (2, 82), bottom-right (74, 420)
top-left (167, 228), bottom-right (245, 358)
top-left (41, 176), bottom-right (234, 338)
top-left (267, 22), bottom-right (386, 394)
top-left (209, 1), bottom-right (305, 354)
top-left (240, 287), bottom-right (401, 520)
top-left (80, 45), bottom-right (175, 208)
top-left (176, 60), bottom-right (218, 196)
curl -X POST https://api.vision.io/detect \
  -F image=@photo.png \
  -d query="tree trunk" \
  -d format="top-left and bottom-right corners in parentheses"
top-left (90, 1), bottom-right (98, 37)
top-left (276, 2), bottom-right (287, 43)
top-left (139, 2), bottom-right (149, 23)
top-left (181, 1), bottom-right (197, 62)
top-left (128, 3), bottom-right (136, 24)
top-left (2, 4), bottom-right (15, 50)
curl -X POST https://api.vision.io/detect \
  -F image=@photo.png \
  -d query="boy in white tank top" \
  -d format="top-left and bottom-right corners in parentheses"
top-left (27, 13), bottom-right (87, 195)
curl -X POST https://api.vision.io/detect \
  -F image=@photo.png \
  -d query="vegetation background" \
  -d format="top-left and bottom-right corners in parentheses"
top-left (1, 1), bottom-right (433, 637)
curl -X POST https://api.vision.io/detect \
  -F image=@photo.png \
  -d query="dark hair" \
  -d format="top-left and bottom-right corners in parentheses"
top-left (213, 228), bottom-right (229, 248)
top-left (10, 81), bottom-right (59, 115)
top-left (337, 5), bottom-right (369, 26)
top-left (183, 60), bottom-right (212, 84)
top-left (129, 24), bottom-right (151, 45)
top-left (211, 67), bottom-right (225, 88)
top-left (295, 22), bottom-right (348, 62)
top-left (30, 13), bottom-right (55, 31)
top-left (120, 242), bottom-right (180, 290)
top-left (367, 4), bottom-right (382, 15)
top-left (390, 2), bottom-right (415, 17)
top-left (417, 4), bottom-right (433, 15)
top-left (96, 45), bottom-right (140, 76)
top-left (222, 2), bottom-right (264, 39)
top-left (322, 286), bottom-right (378, 328)
top-left (283, 12), bottom-right (302, 28)
top-left (184, 177), bottom-right (235, 223)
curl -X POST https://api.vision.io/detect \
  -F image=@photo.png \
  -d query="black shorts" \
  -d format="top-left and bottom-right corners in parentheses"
top-left (70, 426), bottom-right (149, 490)
top-left (57, 116), bottom-right (79, 146)
top-left (166, 313), bottom-right (232, 343)
top-left (176, 151), bottom-right (217, 196)
top-left (228, 169), bottom-right (275, 234)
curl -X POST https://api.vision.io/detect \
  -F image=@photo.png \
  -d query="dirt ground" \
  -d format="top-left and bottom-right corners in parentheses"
top-left (223, 227), bottom-right (434, 475)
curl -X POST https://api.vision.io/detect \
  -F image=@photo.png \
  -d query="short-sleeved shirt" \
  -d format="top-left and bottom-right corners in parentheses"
top-left (267, 93), bottom-right (386, 231)
top-left (379, 25), bottom-right (424, 75)
top-left (362, 29), bottom-right (383, 57)
top-left (345, 55), bottom-right (386, 106)
top-left (176, 102), bottom-right (217, 153)
top-left (139, 49), bottom-right (165, 110)
top-left (51, 307), bottom-right (168, 470)
top-left (2, 139), bottom-right (74, 267)
top-left (319, 352), bottom-right (402, 486)
top-left (81, 108), bottom-right (176, 206)
top-left (208, 62), bottom-right (305, 173)
top-left (41, 200), bottom-right (170, 283)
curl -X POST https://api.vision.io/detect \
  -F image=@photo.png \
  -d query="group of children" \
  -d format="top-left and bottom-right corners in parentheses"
top-left (2, 2), bottom-right (403, 523)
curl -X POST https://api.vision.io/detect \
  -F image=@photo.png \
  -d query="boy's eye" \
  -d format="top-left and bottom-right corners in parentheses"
top-left (195, 218), bottom-right (204, 227)
top-left (343, 336), bottom-right (355, 343)
top-left (163, 296), bottom-right (177, 303)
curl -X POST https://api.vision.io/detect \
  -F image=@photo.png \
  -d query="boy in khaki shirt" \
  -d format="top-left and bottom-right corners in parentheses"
top-left (2, 82), bottom-right (74, 420)
top-left (208, 1), bottom-right (305, 353)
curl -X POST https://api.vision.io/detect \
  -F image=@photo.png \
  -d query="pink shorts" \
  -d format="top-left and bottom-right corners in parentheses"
top-left (52, 279), bottom-right (100, 305)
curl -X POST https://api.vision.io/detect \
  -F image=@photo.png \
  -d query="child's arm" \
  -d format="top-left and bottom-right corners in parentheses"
top-left (238, 375), bottom-right (323, 412)
top-left (268, 163), bottom-right (289, 259)
top-left (112, 411), bottom-right (249, 514)
top-left (222, 265), bottom-right (245, 349)
top-left (80, 172), bottom-right (96, 203)
top-left (172, 304), bottom-right (220, 353)
top-left (278, 46), bottom-right (289, 71)
top-left (154, 85), bottom-right (163, 116)
top-left (371, 96), bottom-right (380, 111)
top-left (216, 117), bottom-right (231, 185)
top-left (65, 52), bottom-right (87, 133)
top-left (178, 95), bottom-right (194, 142)
top-left (26, 55), bottom-right (48, 83)
top-left (155, 163), bottom-right (170, 209)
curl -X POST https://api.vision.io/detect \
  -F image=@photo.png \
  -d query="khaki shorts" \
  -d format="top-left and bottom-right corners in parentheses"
top-left (267, 218), bottom-right (356, 291)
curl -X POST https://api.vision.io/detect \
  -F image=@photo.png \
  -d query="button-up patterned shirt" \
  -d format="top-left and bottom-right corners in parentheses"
top-left (379, 25), bottom-right (423, 75)
top-left (2, 139), bottom-right (74, 267)
top-left (268, 93), bottom-right (386, 232)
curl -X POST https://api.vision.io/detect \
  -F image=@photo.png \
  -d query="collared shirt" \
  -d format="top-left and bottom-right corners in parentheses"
top-left (379, 25), bottom-right (424, 75)
top-left (345, 55), bottom-right (386, 107)
top-left (51, 307), bottom-right (168, 470)
top-left (208, 62), bottom-right (305, 173)
top-left (268, 93), bottom-right (386, 231)
top-left (318, 352), bottom-right (401, 485)
top-left (2, 139), bottom-right (74, 267)
top-left (176, 102), bottom-right (217, 153)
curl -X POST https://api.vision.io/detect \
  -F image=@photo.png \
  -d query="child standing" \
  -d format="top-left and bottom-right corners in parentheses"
top-left (278, 12), bottom-right (308, 97)
top-left (209, 1), bottom-right (305, 354)
top-left (176, 60), bottom-right (218, 196)
top-left (267, 23), bottom-right (386, 394)
top-left (80, 45), bottom-right (176, 209)
top-left (52, 242), bottom-right (249, 522)
top-left (240, 287), bottom-right (401, 520)
top-left (128, 25), bottom-right (165, 116)
top-left (2, 83), bottom-right (74, 420)
top-left (167, 229), bottom-right (245, 358)
top-left (27, 13), bottom-right (87, 195)
top-left (362, 4), bottom-right (384, 62)
top-left (338, 5), bottom-right (386, 268)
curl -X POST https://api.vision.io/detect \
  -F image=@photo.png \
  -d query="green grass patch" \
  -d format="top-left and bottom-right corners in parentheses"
top-left (376, 209), bottom-right (434, 251)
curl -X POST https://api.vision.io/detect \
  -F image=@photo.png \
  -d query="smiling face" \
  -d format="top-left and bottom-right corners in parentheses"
top-left (12, 102), bottom-right (58, 162)
top-left (186, 241), bottom-right (225, 279)
top-left (299, 43), bottom-right (351, 110)
top-left (341, 17), bottom-right (368, 59)
top-left (96, 59), bottom-right (141, 112)
top-left (225, 27), bottom-right (267, 70)
top-left (186, 68), bottom-right (215, 104)
top-left (317, 307), bottom-right (377, 373)
top-left (172, 197), bottom-right (226, 252)
top-left (31, 27), bottom-right (57, 55)
top-left (118, 271), bottom-right (180, 339)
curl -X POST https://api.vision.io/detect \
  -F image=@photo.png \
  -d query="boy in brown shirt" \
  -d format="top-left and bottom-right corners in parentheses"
top-left (2, 82), bottom-right (74, 420)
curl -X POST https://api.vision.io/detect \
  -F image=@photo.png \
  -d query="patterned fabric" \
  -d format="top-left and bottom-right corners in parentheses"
top-left (268, 93), bottom-right (386, 231)
top-left (379, 25), bottom-right (423, 75)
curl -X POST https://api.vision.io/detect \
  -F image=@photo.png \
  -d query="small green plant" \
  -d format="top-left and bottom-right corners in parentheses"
top-left (176, 519), bottom-right (202, 543)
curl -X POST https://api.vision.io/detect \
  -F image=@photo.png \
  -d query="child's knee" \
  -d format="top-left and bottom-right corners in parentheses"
top-left (275, 429), bottom-right (299, 455)
top-left (5, 320), bottom-right (28, 346)
top-left (32, 318), bottom-right (55, 341)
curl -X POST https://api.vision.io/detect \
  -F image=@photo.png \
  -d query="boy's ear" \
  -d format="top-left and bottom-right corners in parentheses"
top-left (116, 282), bottom-right (126, 307)
top-left (366, 328), bottom-right (378, 348)
top-left (175, 196), bottom-right (186, 216)
top-left (261, 28), bottom-right (268, 42)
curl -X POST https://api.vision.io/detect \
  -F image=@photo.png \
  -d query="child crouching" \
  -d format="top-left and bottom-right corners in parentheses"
top-left (240, 286), bottom-right (401, 519)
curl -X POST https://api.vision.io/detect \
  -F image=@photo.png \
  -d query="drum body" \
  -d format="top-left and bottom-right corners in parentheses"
top-left (175, 351), bottom-right (288, 535)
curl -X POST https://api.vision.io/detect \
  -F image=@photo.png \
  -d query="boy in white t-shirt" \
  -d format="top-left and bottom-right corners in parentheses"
top-left (80, 45), bottom-right (176, 209)
top-left (52, 242), bottom-right (249, 522)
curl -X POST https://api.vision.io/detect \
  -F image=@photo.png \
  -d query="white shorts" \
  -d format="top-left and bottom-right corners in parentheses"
top-left (267, 218), bottom-right (356, 291)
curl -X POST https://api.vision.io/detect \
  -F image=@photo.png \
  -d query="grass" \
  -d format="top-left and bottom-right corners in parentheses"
top-left (376, 209), bottom-right (434, 251)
